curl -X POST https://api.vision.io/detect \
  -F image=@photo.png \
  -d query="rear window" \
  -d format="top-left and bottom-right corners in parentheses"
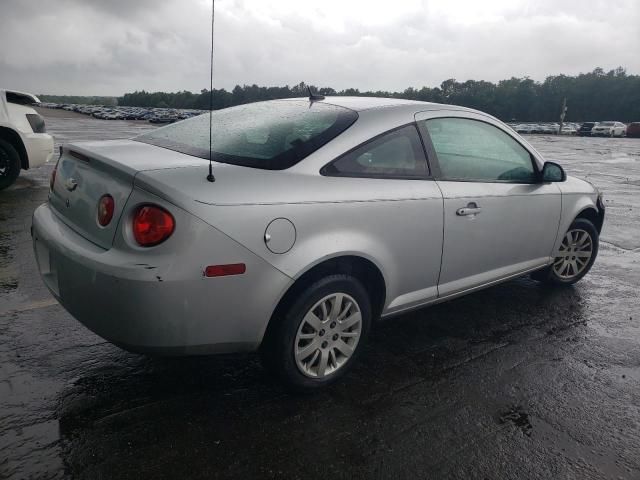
top-left (5, 91), bottom-right (39, 105)
top-left (599, 122), bottom-right (614, 126)
top-left (135, 100), bottom-right (358, 170)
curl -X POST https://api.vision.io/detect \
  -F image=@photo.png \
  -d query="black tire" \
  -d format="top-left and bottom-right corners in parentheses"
top-left (0, 139), bottom-right (21, 191)
top-left (532, 218), bottom-right (599, 286)
top-left (260, 274), bottom-right (371, 392)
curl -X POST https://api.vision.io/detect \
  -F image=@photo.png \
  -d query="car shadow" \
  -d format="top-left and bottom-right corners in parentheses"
top-left (57, 277), bottom-right (586, 479)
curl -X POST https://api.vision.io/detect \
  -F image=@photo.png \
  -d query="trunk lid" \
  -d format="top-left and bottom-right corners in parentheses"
top-left (49, 140), bottom-right (205, 249)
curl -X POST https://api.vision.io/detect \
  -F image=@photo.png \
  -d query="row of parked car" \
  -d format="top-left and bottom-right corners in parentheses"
top-left (509, 122), bottom-right (581, 135)
top-left (509, 121), bottom-right (640, 137)
top-left (38, 102), bottom-right (205, 124)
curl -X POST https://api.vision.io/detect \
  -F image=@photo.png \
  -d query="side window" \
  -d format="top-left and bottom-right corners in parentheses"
top-left (422, 118), bottom-right (537, 183)
top-left (322, 125), bottom-right (428, 178)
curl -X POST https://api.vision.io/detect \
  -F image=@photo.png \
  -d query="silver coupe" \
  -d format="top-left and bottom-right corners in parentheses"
top-left (32, 96), bottom-right (604, 391)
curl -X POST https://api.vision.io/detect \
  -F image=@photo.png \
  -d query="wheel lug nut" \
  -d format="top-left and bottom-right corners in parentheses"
top-left (333, 334), bottom-right (338, 341)
top-left (321, 341), bottom-right (328, 348)
top-left (330, 322), bottom-right (336, 328)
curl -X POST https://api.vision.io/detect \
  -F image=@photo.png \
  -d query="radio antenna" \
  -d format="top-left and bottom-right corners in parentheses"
top-left (206, 0), bottom-right (216, 182)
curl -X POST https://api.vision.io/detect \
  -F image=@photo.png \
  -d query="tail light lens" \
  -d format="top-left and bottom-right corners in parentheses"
top-left (132, 205), bottom-right (175, 247)
top-left (97, 195), bottom-right (115, 226)
top-left (26, 113), bottom-right (46, 133)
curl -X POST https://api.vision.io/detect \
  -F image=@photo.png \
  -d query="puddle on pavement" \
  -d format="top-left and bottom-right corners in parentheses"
top-left (499, 405), bottom-right (533, 436)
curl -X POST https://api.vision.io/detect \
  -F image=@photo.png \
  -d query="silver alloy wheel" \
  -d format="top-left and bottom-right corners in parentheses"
top-left (552, 228), bottom-right (593, 279)
top-left (294, 292), bottom-right (362, 379)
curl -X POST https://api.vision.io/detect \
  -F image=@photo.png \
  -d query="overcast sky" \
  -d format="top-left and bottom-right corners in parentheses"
top-left (1, 0), bottom-right (638, 96)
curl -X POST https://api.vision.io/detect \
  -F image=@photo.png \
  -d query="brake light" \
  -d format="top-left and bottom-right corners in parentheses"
top-left (97, 195), bottom-right (115, 226)
top-left (132, 205), bottom-right (175, 247)
top-left (26, 113), bottom-right (46, 133)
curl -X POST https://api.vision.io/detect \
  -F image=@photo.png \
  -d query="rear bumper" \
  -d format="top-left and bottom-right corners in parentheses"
top-left (23, 133), bottom-right (55, 168)
top-left (32, 202), bottom-right (292, 355)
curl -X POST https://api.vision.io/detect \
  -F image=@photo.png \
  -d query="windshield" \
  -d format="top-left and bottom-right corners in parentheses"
top-left (135, 100), bottom-right (358, 170)
top-left (599, 121), bottom-right (614, 126)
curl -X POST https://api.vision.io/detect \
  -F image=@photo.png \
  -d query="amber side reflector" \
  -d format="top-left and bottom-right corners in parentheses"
top-left (204, 263), bottom-right (246, 277)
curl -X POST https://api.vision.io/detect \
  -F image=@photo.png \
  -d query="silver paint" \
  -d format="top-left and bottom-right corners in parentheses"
top-left (32, 97), bottom-right (601, 354)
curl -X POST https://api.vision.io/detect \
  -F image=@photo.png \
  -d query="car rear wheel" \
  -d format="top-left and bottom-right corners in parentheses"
top-left (0, 139), bottom-right (21, 191)
top-left (532, 218), bottom-right (598, 285)
top-left (261, 274), bottom-right (371, 392)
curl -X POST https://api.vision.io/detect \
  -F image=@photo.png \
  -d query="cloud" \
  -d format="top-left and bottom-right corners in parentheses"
top-left (0, 0), bottom-right (638, 95)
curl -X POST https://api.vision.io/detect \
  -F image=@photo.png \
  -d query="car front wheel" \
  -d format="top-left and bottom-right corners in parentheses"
top-left (532, 218), bottom-right (599, 285)
top-left (261, 274), bottom-right (371, 392)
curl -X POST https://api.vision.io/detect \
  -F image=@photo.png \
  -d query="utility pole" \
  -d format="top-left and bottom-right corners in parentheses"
top-left (559, 97), bottom-right (567, 135)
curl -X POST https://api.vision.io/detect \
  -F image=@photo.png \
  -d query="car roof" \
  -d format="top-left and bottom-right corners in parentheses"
top-left (282, 96), bottom-right (479, 114)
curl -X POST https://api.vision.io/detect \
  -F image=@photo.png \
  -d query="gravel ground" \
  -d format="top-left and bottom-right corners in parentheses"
top-left (1, 111), bottom-right (639, 480)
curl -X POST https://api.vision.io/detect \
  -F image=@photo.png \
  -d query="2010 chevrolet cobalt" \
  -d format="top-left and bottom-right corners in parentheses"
top-left (32, 97), bottom-right (604, 391)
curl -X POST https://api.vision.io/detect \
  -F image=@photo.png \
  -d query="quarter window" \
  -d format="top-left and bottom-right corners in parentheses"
top-left (423, 118), bottom-right (537, 183)
top-left (322, 125), bottom-right (428, 178)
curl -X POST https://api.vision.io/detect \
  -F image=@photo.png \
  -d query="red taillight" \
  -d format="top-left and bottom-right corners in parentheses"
top-left (97, 195), bottom-right (115, 226)
top-left (132, 205), bottom-right (175, 247)
top-left (204, 263), bottom-right (246, 277)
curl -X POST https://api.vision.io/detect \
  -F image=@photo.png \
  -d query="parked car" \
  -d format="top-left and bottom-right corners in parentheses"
top-left (537, 124), bottom-right (556, 135)
top-left (514, 124), bottom-right (533, 134)
top-left (591, 121), bottom-right (626, 137)
top-left (578, 122), bottom-right (598, 136)
top-left (625, 122), bottom-right (640, 138)
top-left (38, 102), bottom-right (204, 124)
top-left (559, 124), bottom-right (577, 135)
top-left (32, 97), bottom-right (604, 391)
top-left (0, 89), bottom-right (55, 190)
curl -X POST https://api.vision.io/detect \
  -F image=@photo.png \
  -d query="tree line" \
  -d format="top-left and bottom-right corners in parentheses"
top-left (38, 95), bottom-right (118, 106)
top-left (99, 67), bottom-right (640, 122)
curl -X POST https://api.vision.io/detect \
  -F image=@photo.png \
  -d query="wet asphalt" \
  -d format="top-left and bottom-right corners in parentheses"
top-left (1, 109), bottom-right (639, 480)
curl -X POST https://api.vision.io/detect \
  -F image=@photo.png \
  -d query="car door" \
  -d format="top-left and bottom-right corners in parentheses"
top-left (415, 112), bottom-right (562, 298)
top-left (321, 124), bottom-right (444, 314)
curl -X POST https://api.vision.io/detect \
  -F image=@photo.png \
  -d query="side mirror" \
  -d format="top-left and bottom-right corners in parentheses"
top-left (541, 162), bottom-right (566, 182)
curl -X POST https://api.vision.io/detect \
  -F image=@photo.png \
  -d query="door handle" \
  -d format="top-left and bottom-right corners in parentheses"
top-left (456, 203), bottom-right (481, 216)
